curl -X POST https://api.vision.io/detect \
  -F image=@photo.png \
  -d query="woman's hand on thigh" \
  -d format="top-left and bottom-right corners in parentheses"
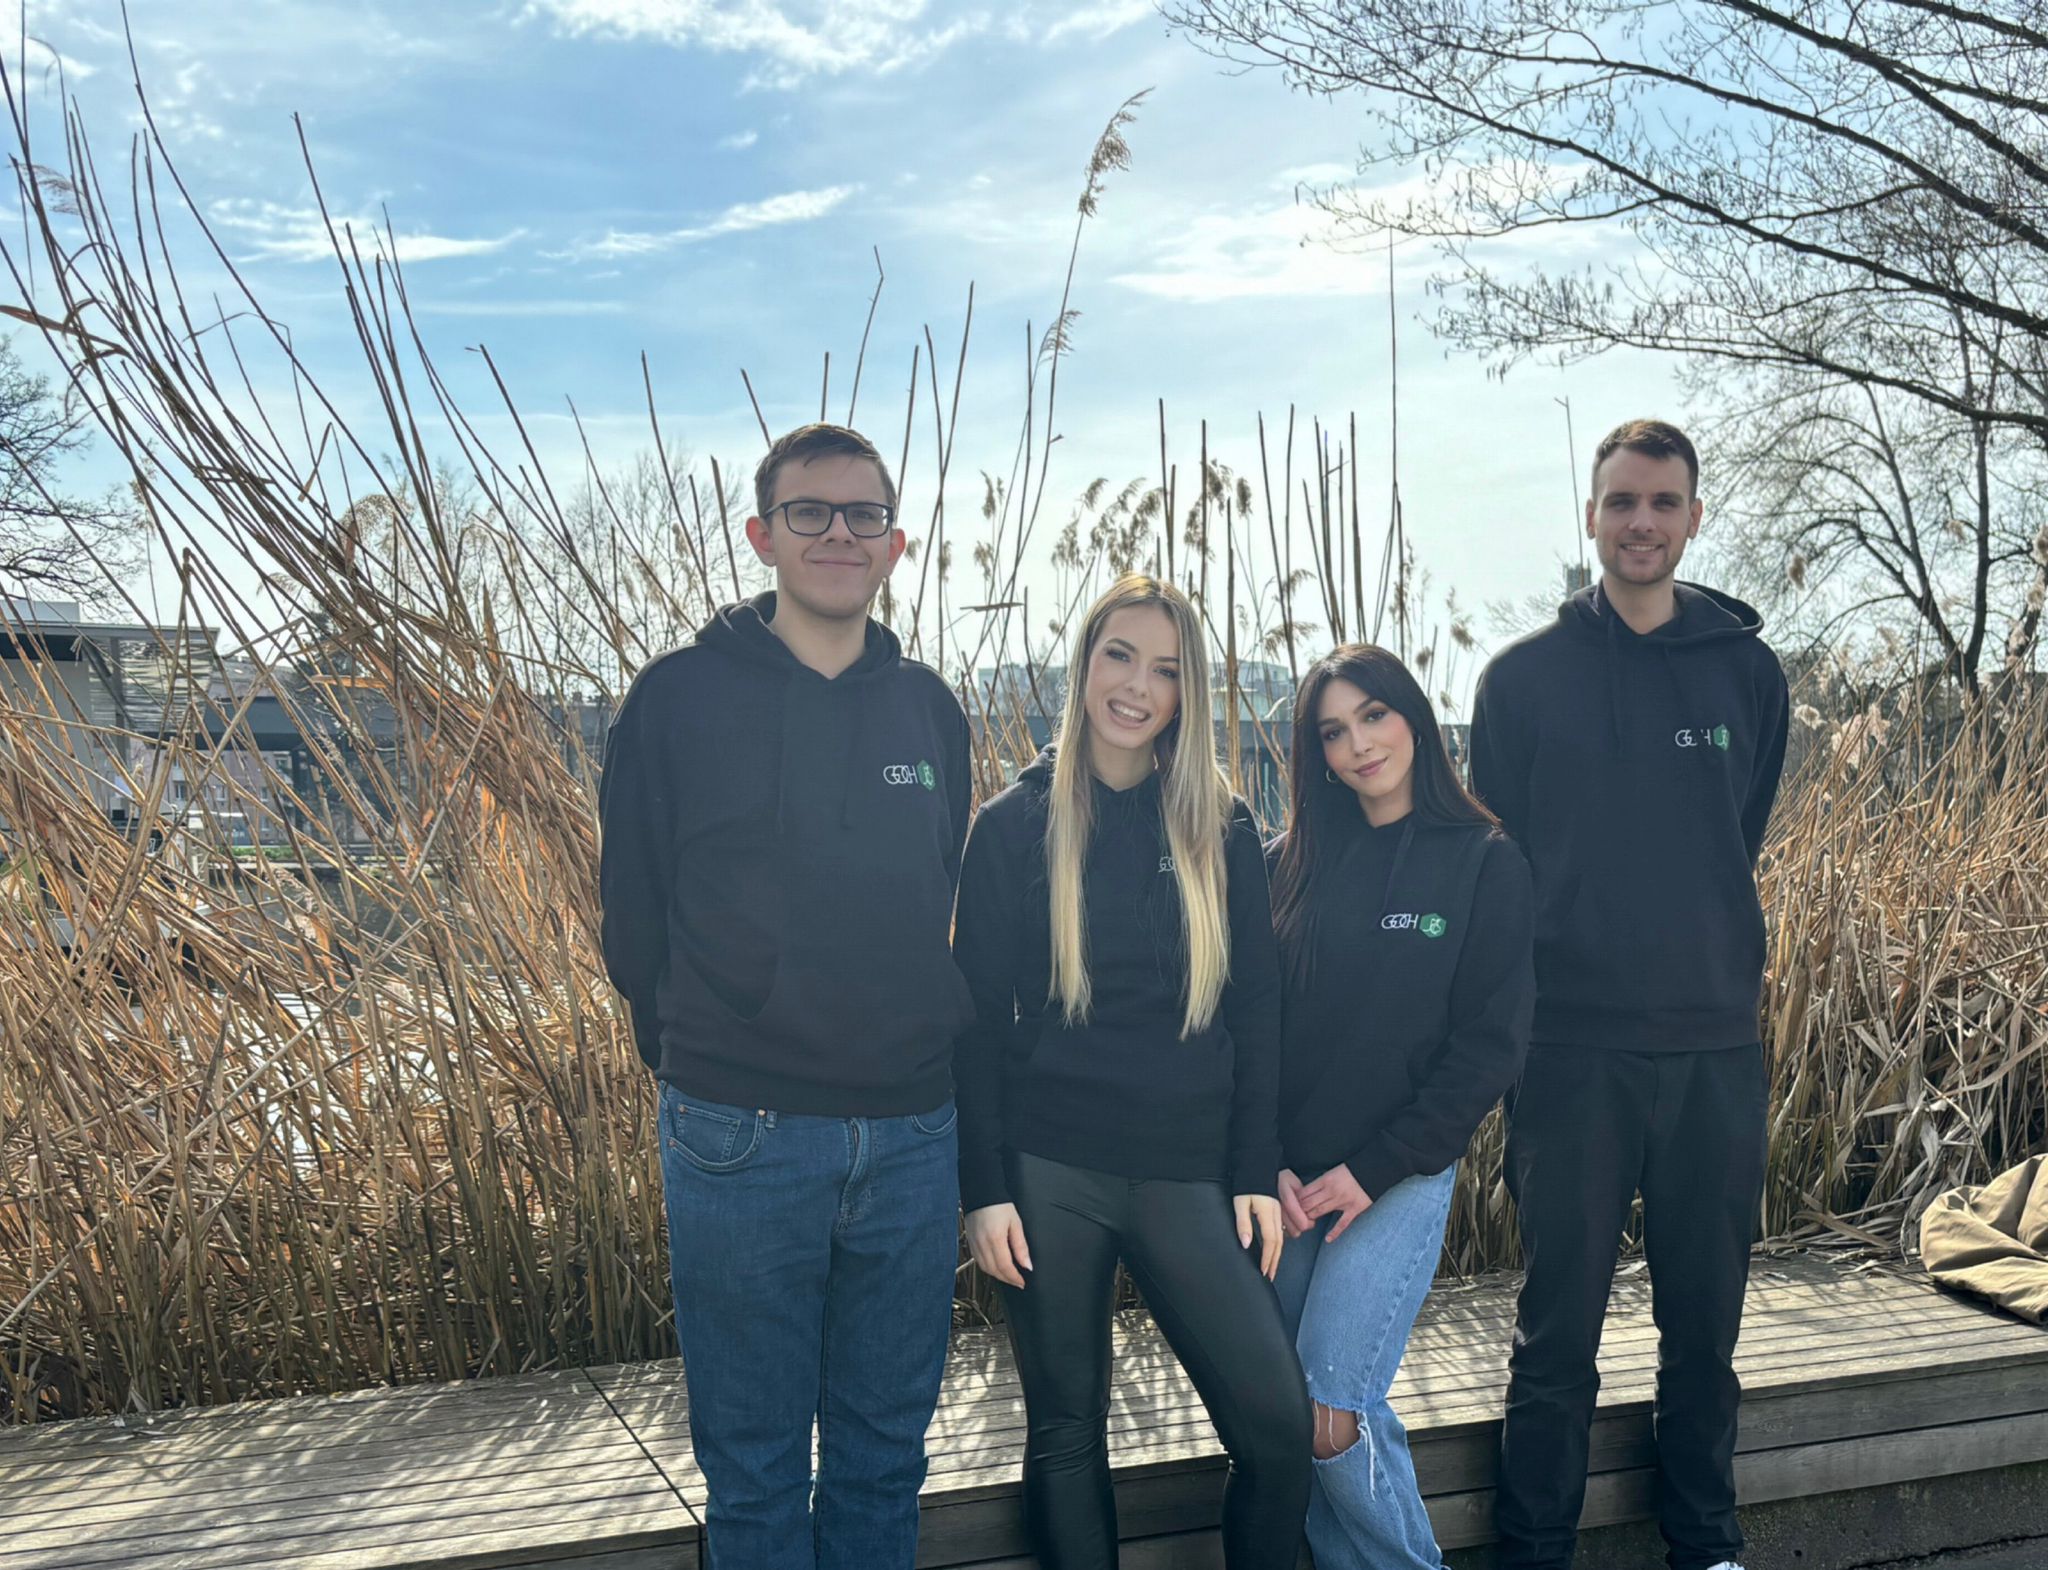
top-left (1233, 1193), bottom-right (1285, 1279)
top-left (965, 1202), bottom-right (1033, 1289)
top-left (1298, 1164), bottom-right (1373, 1241)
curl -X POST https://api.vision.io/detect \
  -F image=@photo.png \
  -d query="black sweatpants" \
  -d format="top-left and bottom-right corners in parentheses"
top-left (1001, 1150), bottom-right (1312, 1570)
top-left (1496, 1043), bottom-right (1769, 1570)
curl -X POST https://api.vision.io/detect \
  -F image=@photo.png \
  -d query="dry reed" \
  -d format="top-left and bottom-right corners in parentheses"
top-left (1, 58), bottom-right (2043, 1427)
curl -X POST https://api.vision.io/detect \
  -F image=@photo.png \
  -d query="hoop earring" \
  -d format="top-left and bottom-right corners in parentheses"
top-left (1325, 768), bottom-right (1340, 785)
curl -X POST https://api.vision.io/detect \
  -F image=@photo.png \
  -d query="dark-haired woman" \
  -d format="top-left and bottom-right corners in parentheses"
top-left (1265, 644), bottom-right (1534, 1570)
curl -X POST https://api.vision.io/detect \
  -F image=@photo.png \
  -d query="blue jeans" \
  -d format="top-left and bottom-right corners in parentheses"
top-left (1273, 1163), bottom-right (1458, 1570)
top-left (658, 1083), bottom-right (960, 1570)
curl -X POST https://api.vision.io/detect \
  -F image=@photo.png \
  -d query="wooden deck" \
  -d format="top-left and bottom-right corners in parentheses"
top-left (4, 1252), bottom-right (2045, 1569)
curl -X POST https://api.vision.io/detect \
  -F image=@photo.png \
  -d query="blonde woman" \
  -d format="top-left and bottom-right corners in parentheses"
top-left (953, 574), bottom-right (1310, 1568)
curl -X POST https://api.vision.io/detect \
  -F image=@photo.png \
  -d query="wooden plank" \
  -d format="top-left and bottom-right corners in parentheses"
top-left (1424, 1407), bottom-right (2048, 1551)
top-left (1405, 1359), bottom-right (2048, 1496)
top-left (3, 1457), bottom-right (665, 1556)
top-left (905, 1296), bottom-right (2040, 1468)
top-left (1409, 1280), bottom-right (2036, 1370)
top-left (914, 1461), bottom-right (1234, 1566)
top-left (0, 1371), bottom-right (600, 1463)
top-left (604, 1301), bottom-right (2048, 1516)
top-left (0, 1386), bottom-right (608, 1471)
top-left (0, 1390), bottom-right (624, 1485)
top-left (593, 1260), bottom-right (2027, 1505)
top-left (901, 1313), bottom-right (2048, 1481)
top-left (951, 1284), bottom-right (2034, 1429)
top-left (476, 1553), bottom-right (693, 1570)
top-left (20, 1484), bottom-right (696, 1570)
top-left (1391, 1313), bottom-right (2045, 1405)
top-left (931, 1527), bottom-right (1233, 1570)
top-left (1396, 1319), bottom-right (2048, 1429)
top-left (6, 1428), bottom-right (658, 1518)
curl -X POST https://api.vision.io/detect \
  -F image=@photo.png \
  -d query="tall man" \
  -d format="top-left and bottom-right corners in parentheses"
top-left (1472, 419), bottom-right (1789, 1570)
top-left (599, 423), bottom-right (975, 1569)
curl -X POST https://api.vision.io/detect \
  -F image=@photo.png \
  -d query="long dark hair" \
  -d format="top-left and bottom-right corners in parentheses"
top-left (1270, 644), bottom-right (1496, 978)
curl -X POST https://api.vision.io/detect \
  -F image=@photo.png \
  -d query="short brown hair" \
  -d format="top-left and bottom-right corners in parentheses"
top-left (753, 423), bottom-right (898, 518)
top-left (1591, 418), bottom-right (1699, 497)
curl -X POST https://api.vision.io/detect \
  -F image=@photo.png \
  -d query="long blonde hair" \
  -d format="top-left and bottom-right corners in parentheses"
top-left (1047, 574), bottom-right (1233, 1038)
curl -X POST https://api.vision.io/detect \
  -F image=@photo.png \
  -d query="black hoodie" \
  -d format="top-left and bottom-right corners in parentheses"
top-left (950, 745), bottom-right (1284, 1212)
top-left (1268, 814), bottom-right (1533, 1202)
top-left (598, 592), bottom-right (975, 1116)
top-left (1470, 581), bottom-right (1789, 1052)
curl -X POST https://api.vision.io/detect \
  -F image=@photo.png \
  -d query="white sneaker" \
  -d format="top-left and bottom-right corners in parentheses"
top-left (1702, 1562), bottom-right (1746, 1570)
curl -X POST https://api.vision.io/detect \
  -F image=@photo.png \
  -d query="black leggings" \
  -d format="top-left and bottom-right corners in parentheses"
top-left (1001, 1150), bottom-right (1312, 1569)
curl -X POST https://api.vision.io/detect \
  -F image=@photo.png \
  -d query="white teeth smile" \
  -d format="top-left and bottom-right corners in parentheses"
top-left (1108, 700), bottom-right (1149, 723)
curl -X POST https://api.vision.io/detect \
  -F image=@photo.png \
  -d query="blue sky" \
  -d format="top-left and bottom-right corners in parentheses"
top-left (11, 0), bottom-right (1680, 710)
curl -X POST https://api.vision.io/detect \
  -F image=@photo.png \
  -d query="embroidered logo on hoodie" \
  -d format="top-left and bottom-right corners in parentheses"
top-left (1674, 725), bottom-right (1732, 751)
top-left (1382, 912), bottom-right (1449, 937)
top-left (884, 760), bottom-right (939, 788)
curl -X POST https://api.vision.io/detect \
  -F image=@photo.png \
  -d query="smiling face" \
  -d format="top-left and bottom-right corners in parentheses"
top-left (744, 452), bottom-right (905, 624)
top-left (1317, 676), bottom-right (1416, 824)
top-left (1082, 604), bottom-right (1182, 771)
top-left (1587, 446), bottom-right (1702, 590)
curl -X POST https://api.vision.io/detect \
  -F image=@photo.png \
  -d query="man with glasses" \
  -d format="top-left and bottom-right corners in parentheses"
top-left (599, 423), bottom-right (975, 1569)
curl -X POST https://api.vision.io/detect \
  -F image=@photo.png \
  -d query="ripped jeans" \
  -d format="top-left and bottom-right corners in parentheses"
top-left (1272, 1163), bottom-right (1458, 1570)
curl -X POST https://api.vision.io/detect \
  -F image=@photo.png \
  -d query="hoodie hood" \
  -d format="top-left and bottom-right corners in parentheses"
top-left (1014, 741), bottom-right (1165, 819)
top-left (1559, 581), bottom-right (1766, 747)
top-left (1559, 580), bottom-right (1766, 644)
top-left (696, 591), bottom-right (904, 826)
top-left (696, 590), bottom-right (904, 682)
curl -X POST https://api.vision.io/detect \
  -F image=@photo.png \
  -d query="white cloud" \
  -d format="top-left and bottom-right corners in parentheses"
top-left (209, 200), bottom-right (525, 265)
top-left (1111, 161), bottom-right (1619, 304)
top-left (0, 1), bottom-right (99, 82)
top-left (563, 182), bottom-right (857, 259)
top-left (1043, 0), bottom-right (1153, 44)
top-left (717, 128), bottom-right (760, 149)
top-left (61, 14), bottom-right (125, 46)
top-left (1109, 199), bottom-right (1388, 304)
top-left (521, 0), bottom-right (1156, 82)
top-left (523, 0), bottom-right (992, 87)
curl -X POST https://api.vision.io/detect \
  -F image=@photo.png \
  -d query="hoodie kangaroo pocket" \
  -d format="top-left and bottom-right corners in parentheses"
top-left (1551, 859), bottom-right (1761, 1015)
top-left (662, 950), bottom-right (783, 1030)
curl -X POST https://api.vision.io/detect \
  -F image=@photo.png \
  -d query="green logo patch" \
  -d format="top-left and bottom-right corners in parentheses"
top-left (1712, 725), bottom-right (1731, 751)
top-left (917, 760), bottom-right (937, 790)
top-left (1419, 913), bottom-right (1448, 939)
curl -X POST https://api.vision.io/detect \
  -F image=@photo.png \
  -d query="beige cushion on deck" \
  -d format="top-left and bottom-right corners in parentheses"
top-left (1919, 1154), bottom-right (2048, 1325)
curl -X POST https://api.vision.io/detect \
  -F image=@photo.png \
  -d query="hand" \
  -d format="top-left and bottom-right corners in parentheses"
top-left (1234, 1193), bottom-right (1285, 1280)
top-left (1277, 1168), bottom-right (1313, 1239)
top-left (965, 1203), bottom-right (1033, 1289)
top-left (1297, 1164), bottom-right (1373, 1242)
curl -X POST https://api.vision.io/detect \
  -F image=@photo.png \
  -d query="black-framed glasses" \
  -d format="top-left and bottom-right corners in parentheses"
top-left (767, 498), bottom-right (898, 537)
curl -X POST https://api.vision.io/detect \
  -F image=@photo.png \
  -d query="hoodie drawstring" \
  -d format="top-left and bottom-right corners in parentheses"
top-left (1601, 595), bottom-right (1626, 749)
top-left (1660, 642), bottom-right (1689, 741)
top-left (1375, 817), bottom-right (1418, 923)
top-left (841, 682), bottom-right (872, 828)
